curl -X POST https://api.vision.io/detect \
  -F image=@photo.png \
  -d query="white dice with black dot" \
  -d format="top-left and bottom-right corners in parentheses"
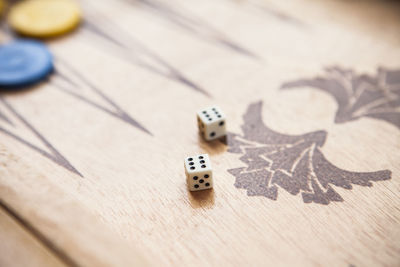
top-left (197, 106), bottom-right (226, 141)
top-left (184, 154), bottom-right (213, 191)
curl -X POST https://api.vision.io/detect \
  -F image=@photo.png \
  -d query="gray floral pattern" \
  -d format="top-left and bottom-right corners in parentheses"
top-left (227, 101), bottom-right (391, 205)
top-left (281, 66), bottom-right (400, 129)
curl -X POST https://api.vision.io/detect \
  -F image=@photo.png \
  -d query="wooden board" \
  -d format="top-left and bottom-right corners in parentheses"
top-left (1, 0), bottom-right (400, 266)
top-left (0, 206), bottom-right (66, 267)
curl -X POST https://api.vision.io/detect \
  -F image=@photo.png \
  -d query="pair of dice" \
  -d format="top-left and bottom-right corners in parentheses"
top-left (184, 106), bottom-right (227, 191)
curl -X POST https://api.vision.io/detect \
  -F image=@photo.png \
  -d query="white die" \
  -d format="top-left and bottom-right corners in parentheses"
top-left (184, 154), bottom-right (213, 191)
top-left (197, 106), bottom-right (226, 141)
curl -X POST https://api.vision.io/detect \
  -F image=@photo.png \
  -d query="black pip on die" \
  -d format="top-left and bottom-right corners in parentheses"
top-left (197, 106), bottom-right (226, 141)
top-left (184, 154), bottom-right (213, 191)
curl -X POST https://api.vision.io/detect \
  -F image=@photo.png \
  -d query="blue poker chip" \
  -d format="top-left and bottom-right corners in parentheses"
top-left (0, 40), bottom-right (53, 88)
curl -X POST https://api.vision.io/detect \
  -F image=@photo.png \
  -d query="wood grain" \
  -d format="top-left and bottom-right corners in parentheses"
top-left (0, 0), bottom-right (400, 266)
top-left (0, 206), bottom-right (66, 267)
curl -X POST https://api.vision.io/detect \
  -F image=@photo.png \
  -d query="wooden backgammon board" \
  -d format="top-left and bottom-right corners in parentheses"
top-left (0, 0), bottom-right (399, 266)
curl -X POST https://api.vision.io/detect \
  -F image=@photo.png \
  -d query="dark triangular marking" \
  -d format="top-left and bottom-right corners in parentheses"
top-left (0, 97), bottom-right (82, 177)
top-left (52, 58), bottom-right (152, 136)
top-left (135, 0), bottom-right (258, 59)
top-left (249, 1), bottom-right (307, 27)
top-left (81, 17), bottom-right (210, 97)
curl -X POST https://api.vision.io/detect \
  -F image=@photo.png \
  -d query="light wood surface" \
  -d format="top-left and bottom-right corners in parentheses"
top-left (0, 0), bottom-right (400, 266)
top-left (0, 206), bottom-right (66, 267)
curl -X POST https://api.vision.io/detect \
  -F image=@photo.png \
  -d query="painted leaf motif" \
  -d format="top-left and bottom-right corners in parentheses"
top-left (227, 101), bottom-right (391, 204)
top-left (281, 66), bottom-right (400, 128)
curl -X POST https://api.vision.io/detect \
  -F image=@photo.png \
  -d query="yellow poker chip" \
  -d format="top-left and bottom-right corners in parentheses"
top-left (8, 0), bottom-right (81, 38)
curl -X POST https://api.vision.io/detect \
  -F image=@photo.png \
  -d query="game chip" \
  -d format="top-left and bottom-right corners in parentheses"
top-left (8, 0), bottom-right (81, 38)
top-left (0, 40), bottom-right (53, 88)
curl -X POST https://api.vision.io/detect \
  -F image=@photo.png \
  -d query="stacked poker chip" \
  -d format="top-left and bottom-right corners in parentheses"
top-left (0, 0), bottom-right (81, 89)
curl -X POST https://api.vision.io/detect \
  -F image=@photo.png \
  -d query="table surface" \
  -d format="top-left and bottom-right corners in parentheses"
top-left (0, 0), bottom-right (399, 266)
